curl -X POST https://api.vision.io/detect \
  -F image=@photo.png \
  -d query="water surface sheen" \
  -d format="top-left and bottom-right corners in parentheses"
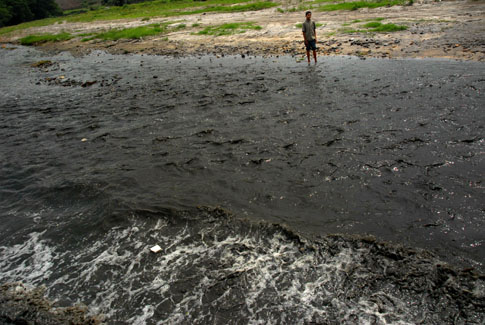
top-left (0, 46), bottom-right (484, 323)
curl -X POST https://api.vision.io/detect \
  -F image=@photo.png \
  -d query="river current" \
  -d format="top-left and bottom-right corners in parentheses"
top-left (0, 45), bottom-right (484, 323)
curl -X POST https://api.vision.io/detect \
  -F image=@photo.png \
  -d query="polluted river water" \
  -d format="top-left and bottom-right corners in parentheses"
top-left (0, 45), bottom-right (484, 323)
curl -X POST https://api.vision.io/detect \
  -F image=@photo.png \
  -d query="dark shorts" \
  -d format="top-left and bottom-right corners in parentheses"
top-left (305, 40), bottom-right (317, 51)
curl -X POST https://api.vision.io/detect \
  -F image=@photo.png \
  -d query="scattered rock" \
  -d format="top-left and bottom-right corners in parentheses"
top-left (31, 60), bottom-right (54, 68)
top-left (81, 81), bottom-right (97, 87)
top-left (0, 283), bottom-right (102, 325)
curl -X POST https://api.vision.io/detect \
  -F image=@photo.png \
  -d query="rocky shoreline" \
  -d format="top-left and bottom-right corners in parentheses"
top-left (0, 283), bottom-right (101, 325)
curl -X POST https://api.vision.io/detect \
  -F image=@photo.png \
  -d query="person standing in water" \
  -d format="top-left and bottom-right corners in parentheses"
top-left (302, 11), bottom-right (317, 64)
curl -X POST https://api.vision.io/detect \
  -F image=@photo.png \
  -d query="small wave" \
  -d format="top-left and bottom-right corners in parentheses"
top-left (0, 206), bottom-right (483, 324)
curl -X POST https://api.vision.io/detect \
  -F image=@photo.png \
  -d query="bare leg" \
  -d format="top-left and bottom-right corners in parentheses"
top-left (306, 50), bottom-right (311, 63)
top-left (313, 50), bottom-right (317, 63)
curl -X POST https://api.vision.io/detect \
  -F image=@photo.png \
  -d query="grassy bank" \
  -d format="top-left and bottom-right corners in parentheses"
top-left (318, 0), bottom-right (406, 11)
top-left (19, 32), bottom-right (73, 45)
top-left (62, 0), bottom-right (276, 22)
top-left (295, 22), bottom-right (324, 28)
top-left (281, 0), bottom-right (408, 13)
top-left (197, 22), bottom-right (262, 36)
top-left (0, 18), bottom-right (60, 36)
top-left (1, 0), bottom-right (411, 43)
top-left (81, 22), bottom-right (182, 41)
top-left (0, 0), bottom-right (276, 36)
top-left (340, 21), bottom-right (408, 33)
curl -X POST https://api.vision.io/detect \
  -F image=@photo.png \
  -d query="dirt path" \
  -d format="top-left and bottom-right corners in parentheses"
top-left (1, 0), bottom-right (484, 60)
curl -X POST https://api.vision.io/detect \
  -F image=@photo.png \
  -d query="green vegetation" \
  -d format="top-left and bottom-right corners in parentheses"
top-left (368, 22), bottom-right (407, 32)
top-left (181, 1), bottom-right (276, 15)
top-left (197, 22), bottom-right (262, 36)
top-left (19, 32), bottom-right (72, 45)
top-left (82, 22), bottom-right (171, 41)
top-left (0, 0), bottom-right (61, 27)
top-left (295, 22), bottom-right (323, 28)
top-left (101, 0), bottom-right (134, 5)
top-left (0, 0), bottom-right (276, 36)
top-left (89, 25), bottom-right (163, 40)
top-left (283, 0), bottom-right (405, 14)
top-left (78, 21), bottom-right (187, 42)
top-left (65, 0), bottom-right (274, 21)
top-left (318, 0), bottom-right (405, 11)
top-left (340, 22), bottom-right (407, 33)
top-left (363, 21), bottom-right (382, 28)
top-left (0, 17), bottom-right (59, 36)
top-left (77, 32), bottom-right (96, 37)
top-left (2, 0), bottom-right (407, 41)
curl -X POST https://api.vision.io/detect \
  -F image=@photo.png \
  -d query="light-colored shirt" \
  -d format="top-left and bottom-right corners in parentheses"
top-left (302, 19), bottom-right (316, 41)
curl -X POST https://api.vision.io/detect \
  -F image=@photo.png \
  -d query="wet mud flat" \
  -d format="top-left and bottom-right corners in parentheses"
top-left (0, 46), bottom-right (484, 323)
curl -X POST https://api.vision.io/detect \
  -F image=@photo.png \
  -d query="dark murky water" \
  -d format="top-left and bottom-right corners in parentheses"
top-left (0, 46), bottom-right (484, 323)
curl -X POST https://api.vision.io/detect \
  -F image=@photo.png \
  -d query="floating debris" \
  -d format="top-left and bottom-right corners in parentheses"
top-left (150, 245), bottom-right (162, 253)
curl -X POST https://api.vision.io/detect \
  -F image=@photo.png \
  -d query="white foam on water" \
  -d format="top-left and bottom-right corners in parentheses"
top-left (126, 305), bottom-right (155, 325)
top-left (1, 217), bottom-right (482, 324)
top-left (154, 229), bottom-right (396, 324)
top-left (0, 231), bottom-right (56, 285)
top-left (473, 281), bottom-right (485, 299)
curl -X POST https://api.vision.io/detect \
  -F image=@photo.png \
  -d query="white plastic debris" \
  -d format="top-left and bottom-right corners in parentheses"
top-left (150, 245), bottom-right (162, 253)
top-left (81, 138), bottom-right (88, 142)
